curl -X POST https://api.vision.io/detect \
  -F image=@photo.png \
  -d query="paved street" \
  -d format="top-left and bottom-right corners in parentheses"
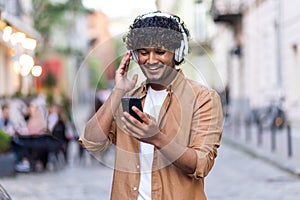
top-left (0, 141), bottom-right (114, 200)
top-left (1, 140), bottom-right (300, 200)
top-left (205, 142), bottom-right (300, 200)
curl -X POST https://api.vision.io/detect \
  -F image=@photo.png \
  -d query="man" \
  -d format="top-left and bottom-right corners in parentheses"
top-left (79, 11), bottom-right (223, 200)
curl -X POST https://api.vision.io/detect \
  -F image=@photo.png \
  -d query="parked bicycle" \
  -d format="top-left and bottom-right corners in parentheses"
top-left (251, 99), bottom-right (286, 130)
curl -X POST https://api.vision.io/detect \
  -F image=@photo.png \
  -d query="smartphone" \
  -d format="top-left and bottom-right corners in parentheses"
top-left (121, 97), bottom-right (143, 122)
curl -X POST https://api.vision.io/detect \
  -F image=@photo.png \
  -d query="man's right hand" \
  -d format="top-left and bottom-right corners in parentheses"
top-left (114, 52), bottom-right (138, 92)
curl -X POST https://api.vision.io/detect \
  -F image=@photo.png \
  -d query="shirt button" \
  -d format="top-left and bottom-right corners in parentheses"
top-left (133, 187), bottom-right (137, 191)
top-left (136, 165), bottom-right (140, 169)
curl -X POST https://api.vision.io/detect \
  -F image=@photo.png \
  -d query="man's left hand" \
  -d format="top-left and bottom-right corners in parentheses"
top-left (121, 106), bottom-right (161, 144)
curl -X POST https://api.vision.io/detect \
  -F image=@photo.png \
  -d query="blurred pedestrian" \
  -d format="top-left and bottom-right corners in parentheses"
top-left (47, 104), bottom-right (59, 133)
top-left (0, 103), bottom-right (16, 136)
top-left (80, 11), bottom-right (223, 199)
top-left (27, 101), bottom-right (47, 135)
top-left (49, 104), bottom-right (70, 163)
top-left (15, 100), bottom-right (48, 172)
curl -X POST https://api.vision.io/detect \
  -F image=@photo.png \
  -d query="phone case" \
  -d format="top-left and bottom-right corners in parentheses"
top-left (121, 97), bottom-right (143, 122)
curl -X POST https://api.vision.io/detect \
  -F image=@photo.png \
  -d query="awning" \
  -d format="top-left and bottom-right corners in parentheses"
top-left (210, 0), bottom-right (243, 24)
top-left (0, 11), bottom-right (41, 41)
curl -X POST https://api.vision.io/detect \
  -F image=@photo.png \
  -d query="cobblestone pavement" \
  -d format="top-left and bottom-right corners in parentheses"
top-left (1, 141), bottom-right (300, 200)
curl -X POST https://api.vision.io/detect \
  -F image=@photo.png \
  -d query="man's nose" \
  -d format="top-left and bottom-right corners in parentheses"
top-left (148, 52), bottom-right (158, 64)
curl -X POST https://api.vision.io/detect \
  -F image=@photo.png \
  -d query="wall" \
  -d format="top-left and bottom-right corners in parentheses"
top-left (281, 0), bottom-right (300, 123)
top-left (235, 0), bottom-right (300, 124)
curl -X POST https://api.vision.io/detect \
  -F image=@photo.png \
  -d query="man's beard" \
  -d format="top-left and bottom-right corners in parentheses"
top-left (141, 63), bottom-right (165, 82)
top-left (141, 63), bottom-right (175, 86)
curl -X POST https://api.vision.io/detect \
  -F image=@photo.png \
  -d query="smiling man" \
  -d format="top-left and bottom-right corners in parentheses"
top-left (79, 11), bottom-right (223, 200)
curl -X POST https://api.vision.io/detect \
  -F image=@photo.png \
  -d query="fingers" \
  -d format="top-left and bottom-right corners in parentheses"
top-left (122, 124), bottom-right (141, 139)
top-left (117, 52), bottom-right (132, 75)
top-left (123, 111), bottom-right (142, 126)
top-left (122, 111), bottom-right (158, 141)
top-left (131, 106), bottom-right (151, 124)
top-left (122, 112), bottom-right (143, 134)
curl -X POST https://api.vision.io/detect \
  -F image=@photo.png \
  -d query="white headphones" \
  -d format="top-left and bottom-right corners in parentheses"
top-left (129, 12), bottom-right (189, 63)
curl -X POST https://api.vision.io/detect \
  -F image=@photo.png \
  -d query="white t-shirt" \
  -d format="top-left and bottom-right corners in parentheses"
top-left (138, 86), bottom-right (168, 200)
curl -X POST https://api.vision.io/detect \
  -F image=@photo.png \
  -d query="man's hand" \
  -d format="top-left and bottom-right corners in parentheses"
top-left (121, 106), bottom-right (162, 145)
top-left (115, 52), bottom-right (138, 93)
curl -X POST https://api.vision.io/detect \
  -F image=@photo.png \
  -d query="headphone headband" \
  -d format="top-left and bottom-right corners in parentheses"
top-left (131, 12), bottom-right (189, 63)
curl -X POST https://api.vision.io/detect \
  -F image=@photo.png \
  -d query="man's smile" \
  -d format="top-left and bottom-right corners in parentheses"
top-left (142, 63), bottom-right (164, 72)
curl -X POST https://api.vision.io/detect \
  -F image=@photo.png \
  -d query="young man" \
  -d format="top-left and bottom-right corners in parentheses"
top-left (79, 11), bottom-right (223, 200)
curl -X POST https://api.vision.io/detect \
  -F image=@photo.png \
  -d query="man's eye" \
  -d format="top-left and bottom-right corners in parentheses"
top-left (156, 51), bottom-right (165, 55)
top-left (139, 51), bottom-right (148, 55)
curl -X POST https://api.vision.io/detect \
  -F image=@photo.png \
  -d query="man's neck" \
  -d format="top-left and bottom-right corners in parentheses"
top-left (148, 83), bottom-right (166, 91)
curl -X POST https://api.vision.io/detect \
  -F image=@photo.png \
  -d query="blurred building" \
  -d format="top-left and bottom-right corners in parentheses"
top-left (86, 11), bottom-right (116, 87)
top-left (210, 0), bottom-right (244, 123)
top-left (279, 0), bottom-right (300, 124)
top-left (157, 0), bottom-right (224, 91)
top-left (82, 0), bottom-right (219, 94)
top-left (30, 1), bottom-right (89, 106)
top-left (211, 0), bottom-right (300, 125)
top-left (49, 11), bottom-right (88, 105)
top-left (0, 0), bottom-right (40, 96)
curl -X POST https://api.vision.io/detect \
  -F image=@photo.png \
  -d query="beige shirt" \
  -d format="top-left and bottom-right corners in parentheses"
top-left (79, 70), bottom-right (223, 200)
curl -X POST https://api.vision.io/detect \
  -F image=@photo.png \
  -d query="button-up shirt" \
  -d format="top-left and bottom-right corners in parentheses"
top-left (79, 70), bottom-right (223, 200)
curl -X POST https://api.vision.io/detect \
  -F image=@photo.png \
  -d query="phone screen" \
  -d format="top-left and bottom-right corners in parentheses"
top-left (121, 97), bottom-right (143, 122)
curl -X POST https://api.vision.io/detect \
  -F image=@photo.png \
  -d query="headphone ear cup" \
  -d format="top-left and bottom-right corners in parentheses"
top-left (175, 40), bottom-right (184, 62)
top-left (130, 50), bottom-right (139, 63)
top-left (175, 48), bottom-right (180, 62)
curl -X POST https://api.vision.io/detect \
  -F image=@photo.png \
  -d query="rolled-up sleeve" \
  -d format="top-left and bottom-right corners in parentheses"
top-left (188, 89), bottom-right (223, 179)
top-left (79, 121), bottom-right (116, 153)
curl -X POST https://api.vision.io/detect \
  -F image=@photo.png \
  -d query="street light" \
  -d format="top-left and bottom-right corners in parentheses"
top-left (0, 21), bottom-right (39, 94)
top-left (31, 65), bottom-right (42, 77)
top-left (22, 38), bottom-right (37, 50)
top-left (2, 26), bottom-right (12, 42)
top-left (10, 32), bottom-right (26, 45)
top-left (19, 54), bottom-right (34, 76)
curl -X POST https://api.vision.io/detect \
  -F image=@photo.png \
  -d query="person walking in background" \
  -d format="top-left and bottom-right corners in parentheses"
top-left (80, 11), bottom-right (223, 199)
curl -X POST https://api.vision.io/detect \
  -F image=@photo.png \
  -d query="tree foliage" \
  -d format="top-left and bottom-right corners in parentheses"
top-left (31, 0), bottom-right (90, 55)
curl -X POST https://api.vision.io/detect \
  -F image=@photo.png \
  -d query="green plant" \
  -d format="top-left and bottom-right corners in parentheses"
top-left (42, 71), bottom-right (57, 88)
top-left (0, 130), bottom-right (11, 154)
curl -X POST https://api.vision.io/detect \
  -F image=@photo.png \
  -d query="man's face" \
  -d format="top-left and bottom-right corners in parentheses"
top-left (137, 47), bottom-right (175, 84)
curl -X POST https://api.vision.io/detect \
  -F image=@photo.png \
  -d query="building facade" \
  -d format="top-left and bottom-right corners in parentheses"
top-left (211, 0), bottom-right (300, 125)
top-left (0, 0), bottom-right (40, 96)
top-left (157, 0), bottom-right (225, 92)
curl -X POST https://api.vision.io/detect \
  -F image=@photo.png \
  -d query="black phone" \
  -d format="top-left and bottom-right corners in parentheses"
top-left (121, 97), bottom-right (143, 122)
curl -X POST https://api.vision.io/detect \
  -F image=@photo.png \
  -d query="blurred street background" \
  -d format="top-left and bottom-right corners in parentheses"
top-left (1, 0), bottom-right (300, 199)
